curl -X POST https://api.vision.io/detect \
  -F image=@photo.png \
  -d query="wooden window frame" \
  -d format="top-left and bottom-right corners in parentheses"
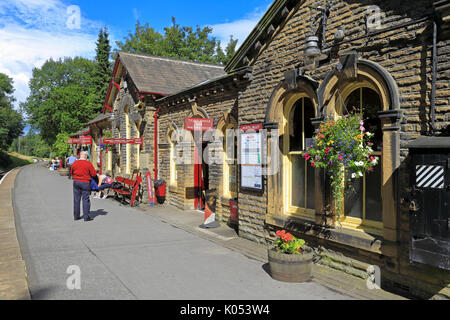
top-left (223, 124), bottom-right (237, 199)
top-left (338, 84), bottom-right (383, 234)
top-left (282, 94), bottom-right (316, 220)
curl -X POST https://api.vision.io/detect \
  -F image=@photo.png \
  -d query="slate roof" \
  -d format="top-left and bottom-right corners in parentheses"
top-left (118, 52), bottom-right (226, 95)
top-left (70, 127), bottom-right (90, 138)
top-left (85, 113), bottom-right (111, 126)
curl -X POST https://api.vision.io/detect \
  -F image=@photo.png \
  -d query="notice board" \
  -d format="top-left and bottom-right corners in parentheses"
top-left (240, 123), bottom-right (263, 191)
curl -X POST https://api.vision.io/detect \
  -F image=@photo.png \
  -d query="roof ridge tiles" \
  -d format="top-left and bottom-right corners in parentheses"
top-left (118, 51), bottom-right (225, 69)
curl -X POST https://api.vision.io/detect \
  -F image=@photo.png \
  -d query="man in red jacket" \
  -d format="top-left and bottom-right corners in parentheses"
top-left (70, 151), bottom-right (97, 221)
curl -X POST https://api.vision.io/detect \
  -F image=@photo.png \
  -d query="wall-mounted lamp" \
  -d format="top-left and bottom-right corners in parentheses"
top-left (304, 36), bottom-right (328, 61)
top-left (304, 2), bottom-right (333, 69)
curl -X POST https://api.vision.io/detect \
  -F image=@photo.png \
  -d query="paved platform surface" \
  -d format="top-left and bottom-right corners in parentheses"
top-left (139, 204), bottom-right (406, 300)
top-left (12, 164), bottom-right (357, 300)
top-left (0, 168), bottom-right (30, 300)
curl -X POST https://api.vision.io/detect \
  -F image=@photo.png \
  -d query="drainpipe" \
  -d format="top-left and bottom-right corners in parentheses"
top-left (431, 17), bottom-right (437, 134)
top-left (154, 109), bottom-right (159, 180)
top-left (99, 135), bottom-right (102, 175)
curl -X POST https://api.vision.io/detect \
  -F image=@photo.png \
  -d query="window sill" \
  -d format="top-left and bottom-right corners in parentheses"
top-left (266, 213), bottom-right (384, 255)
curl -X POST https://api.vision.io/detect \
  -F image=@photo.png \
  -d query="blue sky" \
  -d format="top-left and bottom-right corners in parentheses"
top-left (0, 0), bottom-right (273, 110)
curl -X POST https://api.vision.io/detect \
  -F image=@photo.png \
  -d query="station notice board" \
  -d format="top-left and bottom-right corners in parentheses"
top-left (239, 123), bottom-right (263, 192)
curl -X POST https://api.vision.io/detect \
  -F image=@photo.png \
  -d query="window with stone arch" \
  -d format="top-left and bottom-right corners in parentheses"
top-left (339, 84), bottom-right (383, 230)
top-left (218, 114), bottom-right (238, 199)
top-left (283, 94), bottom-right (316, 216)
top-left (168, 127), bottom-right (178, 186)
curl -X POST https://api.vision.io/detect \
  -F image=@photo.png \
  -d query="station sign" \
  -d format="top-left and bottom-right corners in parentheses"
top-left (102, 137), bottom-right (143, 145)
top-left (240, 123), bottom-right (263, 132)
top-left (185, 118), bottom-right (214, 131)
top-left (67, 136), bottom-right (92, 144)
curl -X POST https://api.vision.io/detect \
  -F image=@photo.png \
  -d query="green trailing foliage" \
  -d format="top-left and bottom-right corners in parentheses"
top-left (304, 114), bottom-right (379, 220)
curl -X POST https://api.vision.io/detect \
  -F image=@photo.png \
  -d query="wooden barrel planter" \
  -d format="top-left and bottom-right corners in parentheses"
top-left (267, 246), bottom-right (313, 282)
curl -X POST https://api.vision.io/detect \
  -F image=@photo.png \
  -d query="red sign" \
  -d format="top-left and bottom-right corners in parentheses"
top-left (102, 138), bottom-right (143, 145)
top-left (185, 118), bottom-right (214, 131)
top-left (240, 123), bottom-right (263, 132)
top-left (67, 136), bottom-right (92, 144)
top-left (67, 138), bottom-right (80, 144)
top-left (80, 136), bottom-right (92, 144)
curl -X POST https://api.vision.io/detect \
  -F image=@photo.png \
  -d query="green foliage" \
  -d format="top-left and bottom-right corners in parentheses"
top-left (53, 132), bottom-right (71, 158)
top-left (21, 57), bottom-right (98, 145)
top-left (10, 129), bottom-right (51, 158)
top-left (304, 114), bottom-right (379, 220)
top-left (0, 150), bottom-right (33, 172)
top-left (115, 18), bottom-right (237, 65)
top-left (274, 230), bottom-right (306, 255)
top-left (92, 27), bottom-right (112, 110)
top-left (0, 73), bottom-right (24, 150)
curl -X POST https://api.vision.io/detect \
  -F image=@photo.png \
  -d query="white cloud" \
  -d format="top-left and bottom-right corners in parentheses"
top-left (210, 2), bottom-right (272, 49)
top-left (0, 0), bottom-right (101, 107)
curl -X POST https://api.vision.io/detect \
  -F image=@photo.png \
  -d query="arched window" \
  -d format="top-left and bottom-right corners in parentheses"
top-left (284, 96), bottom-right (316, 216)
top-left (169, 130), bottom-right (178, 186)
top-left (223, 123), bottom-right (237, 199)
top-left (341, 86), bottom-right (383, 227)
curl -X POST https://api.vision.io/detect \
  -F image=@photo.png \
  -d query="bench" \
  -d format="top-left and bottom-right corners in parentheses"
top-left (111, 174), bottom-right (142, 207)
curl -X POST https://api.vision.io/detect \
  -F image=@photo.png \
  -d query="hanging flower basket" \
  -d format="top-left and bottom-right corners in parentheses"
top-left (304, 114), bottom-right (379, 221)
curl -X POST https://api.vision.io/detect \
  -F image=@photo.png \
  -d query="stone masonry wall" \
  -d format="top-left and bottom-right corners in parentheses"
top-left (235, 0), bottom-right (449, 299)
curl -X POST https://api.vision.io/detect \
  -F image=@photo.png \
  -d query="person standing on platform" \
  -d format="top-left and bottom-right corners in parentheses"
top-left (66, 153), bottom-right (77, 179)
top-left (70, 151), bottom-right (96, 221)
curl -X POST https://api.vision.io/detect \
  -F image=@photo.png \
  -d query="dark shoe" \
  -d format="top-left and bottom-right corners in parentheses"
top-left (74, 217), bottom-right (82, 221)
top-left (84, 216), bottom-right (93, 222)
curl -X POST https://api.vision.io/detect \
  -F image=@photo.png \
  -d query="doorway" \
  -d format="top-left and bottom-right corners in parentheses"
top-left (194, 140), bottom-right (210, 210)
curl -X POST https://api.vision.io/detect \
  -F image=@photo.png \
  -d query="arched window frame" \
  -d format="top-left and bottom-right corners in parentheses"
top-left (217, 113), bottom-right (238, 199)
top-left (337, 83), bottom-right (384, 233)
top-left (282, 93), bottom-right (317, 219)
top-left (318, 60), bottom-right (399, 236)
top-left (168, 127), bottom-right (178, 187)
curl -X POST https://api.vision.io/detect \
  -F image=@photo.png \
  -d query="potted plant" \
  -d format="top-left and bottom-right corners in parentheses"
top-left (304, 113), bottom-right (379, 223)
top-left (268, 230), bottom-right (313, 282)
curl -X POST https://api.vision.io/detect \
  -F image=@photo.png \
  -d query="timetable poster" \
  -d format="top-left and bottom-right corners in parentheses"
top-left (240, 131), bottom-right (263, 190)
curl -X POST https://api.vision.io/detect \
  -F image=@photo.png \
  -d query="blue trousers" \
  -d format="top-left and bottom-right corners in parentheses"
top-left (73, 181), bottom-right (91, 220)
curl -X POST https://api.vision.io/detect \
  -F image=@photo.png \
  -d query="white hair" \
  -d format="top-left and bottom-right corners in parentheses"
top-left (80, 151), bottom-right (89, 158)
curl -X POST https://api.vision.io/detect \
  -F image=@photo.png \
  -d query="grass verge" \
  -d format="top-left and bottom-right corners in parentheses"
top-left (0, 151), bottom-right (34, 172)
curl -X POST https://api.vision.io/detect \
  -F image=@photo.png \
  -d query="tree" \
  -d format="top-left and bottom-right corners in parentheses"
top-left (0, 73), bottom-right (24, 150)
top-left (216, 36), bottom-right (239, 65)
top-left (53, 132), bottom-right (71, 158)
top-left (91, 27), bottom-right (112, 110)
top-left (115, 18), bottom-right (237, 65)
top-left (22, 57), bottom-right (97, 146)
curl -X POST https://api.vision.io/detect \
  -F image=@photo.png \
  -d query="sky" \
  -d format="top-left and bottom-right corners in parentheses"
top-left (0, 0), bottom-right (273, 110)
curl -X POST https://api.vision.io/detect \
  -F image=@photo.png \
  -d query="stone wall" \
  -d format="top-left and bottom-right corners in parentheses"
top-left (234, 0), bottom-right (449, 299)
top-left (151, 87), bottom-right (242, 215)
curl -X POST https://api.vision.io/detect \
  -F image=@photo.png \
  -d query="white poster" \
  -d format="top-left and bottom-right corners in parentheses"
top-left (240, 132), bottom-right (263, 190)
